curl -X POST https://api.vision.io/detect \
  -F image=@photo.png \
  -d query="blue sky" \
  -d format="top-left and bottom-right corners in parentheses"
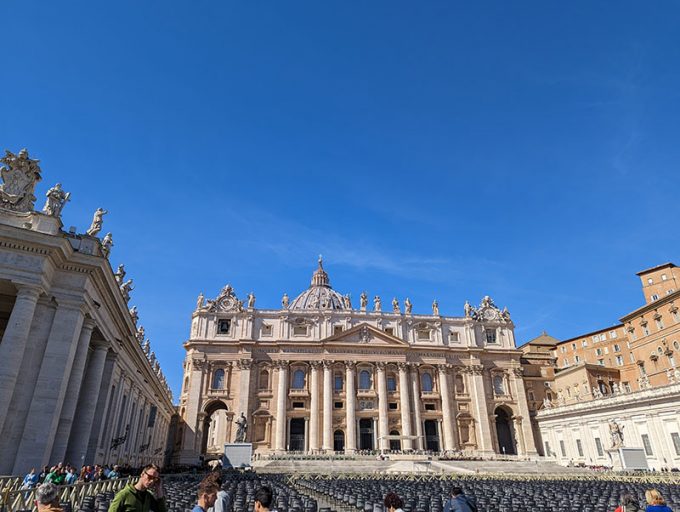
top-left (2, 1), bottom-right (679, 400)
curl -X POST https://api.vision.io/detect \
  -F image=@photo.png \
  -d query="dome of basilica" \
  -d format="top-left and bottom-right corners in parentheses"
top-left (288, 257), bottom-right (349, 311)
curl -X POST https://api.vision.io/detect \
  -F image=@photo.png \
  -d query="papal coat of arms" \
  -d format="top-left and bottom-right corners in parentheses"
top-left (0, 149), bottom-right (42, 212)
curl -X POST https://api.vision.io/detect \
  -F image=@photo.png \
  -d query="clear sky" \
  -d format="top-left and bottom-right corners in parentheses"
top-left (2, 1), bottom-right (679, 401)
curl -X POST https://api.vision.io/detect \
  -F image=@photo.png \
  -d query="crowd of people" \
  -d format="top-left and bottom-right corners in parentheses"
top-left (21, 464), bottom-right (123, 489)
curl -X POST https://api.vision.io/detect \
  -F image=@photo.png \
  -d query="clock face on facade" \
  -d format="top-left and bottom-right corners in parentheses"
top-left (483, 308), bottom-right (497, 321)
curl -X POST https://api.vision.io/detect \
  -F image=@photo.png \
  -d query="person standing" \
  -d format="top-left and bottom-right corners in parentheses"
top-left (35, 483), bottom-right (63, 512)
top-left (192, 481), bottom-right (218, 512)
top-left (644, 490), bottom-right (673, 512)
top-left (443, 487), bottom-right (477, 512)
top-left (253, 486), bottom-right (275, 512)
top-left (384, 492), bottom-right (405, 512)
top-left (205, 472), bottom-right (230, 512)
top-left (615, 493), bottom-right (640, 512)
top-left (22, 468), bottom-right (40, 489)
top-left (108, 464), bottom-right (166, 512)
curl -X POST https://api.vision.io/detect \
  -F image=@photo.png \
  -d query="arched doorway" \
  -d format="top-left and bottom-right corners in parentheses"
top-left (289, 418), bottom-right (305, 451)
top-left (495, 407), bottom-right (516, 455)
top-left (389, 430), bottom-right (401, 451)
top-left (359, 418), bottom-right (374, 450)
top-left (424, 420), bottom-right (440, 451)
top-left (201, 400), bottom-right (229, 457)
top-left (333, 430), bottom-right (345, 452)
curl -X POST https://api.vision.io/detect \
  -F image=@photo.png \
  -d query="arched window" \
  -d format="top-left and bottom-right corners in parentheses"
top-left (421, 372), bottom-right (433, 392)
top-left (183, 376), bottom-right (189, 393)
top-left (292, 369), bottom-right (306, 389)
top-left (259, 369), bottom-right (269, 390)
top-left (359, 370), bottom-right (372, 390)
top-left (212, 369), bottom-right (225, 389)
top-left (493, 375), bottom-right (505, 395)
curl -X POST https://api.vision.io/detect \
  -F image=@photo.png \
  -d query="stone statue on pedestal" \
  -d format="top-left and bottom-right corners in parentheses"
top-left (282, 293), bottom-right (289, 308)
top-left (42, 183), bottom-right (70, 217)
top-left (373, 295), bottom-right (381, 312)
top-left (392, 297), bottom-right (400, 314)
top-left (101, 232), bottom-right (113, 257)
top-left (360, 292), bottom-right (368, 310)
top-left (609, 420), bottom-right (624, 448)
top-left (120, 279), bottom-right (134, 302)
top-left (114, 264), bottom-right (126, 284)
top-left (404, 298), bottom-right (412, 314)
top-left (86, 208), bottom-right (108, 236)
top-left (247, 292), bottom-right (256, 308)
top-left (432, 299), bottom-right (440, 315)
top-left (234, 412), bottom-right (248, 442)
top-left (129, 305), bottom-right (138, 325)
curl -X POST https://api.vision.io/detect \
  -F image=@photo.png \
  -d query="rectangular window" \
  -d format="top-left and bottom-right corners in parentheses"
top-left (449, 331), bottom-right (460, 343)
top-left (561, 346), bottom-right (567, 353)
top-left (292, 401), bottom-right (305, 409)
top-left (643, 325), bottom-right (650, 336)
top-left (671, 433), bottom-right (680, 456)
top-left (595, 437), bottom-right (604, 457)
top-left (571, 343), bottom-right (576, 350)
top-left (334, 401), bottom-right (343, 409)
top-left (652, 294), bottom-right (660, 301)
top-left (574, 355), bottom-right (580, 363)
top-left (604, 347), bottom-right (609, 354)
top-left (333, 325), bottom-right (344, 335)
top-left (293, 325), bottom-right (308, 336)
top-left (424, 403), bottom-right (436, 411)
top-left (261, 324), bottom-right (273, 336)
top-left (485, 330), bottom-right (497, 344)
top-left (563, 358), bottom-right (569, 367)
top-left (559, 440), bottom-right (566, 457)
top-left (614, 344), bottom-right (621, 352)
top-left (598, 359), bottom-right (604, 366)
top-left (662, 274), bottom-right (668, 281)
top-left (217, 319), bottom-right (231, 334)
top-left (417, 329), bottom-right (431, 341)
top-left (544, 441), bottom-right (551, 456)
top-left (387, 376), bottom-right (397, 392)
top-left (616, 355), bottom-right (624, 366)
top-left (147, 406), bottom-right (157, 427)
top-left (384, 327), bottom-right (394, 335)
top-left (576, 439), bottom-right (584, 457)
top-left (673, 310), bottom-right (680, 323)
top-left (630, 353), bottom-right (636, 363)
top-left (334, 374), bottom-right (343, 391)
top-left (596, 348), bottom-right (603, 356)
top-left (641, 434), bottom-right (653, 456)
top-left (610, 331), bottom-right (618, 339)
top-left (600, 334), bottom-right (606, 341)
top-left (623, 382), bottom-right (631, 392)
top-left (656, 319), bottom-right (665, 330)
top-left (582, 340), bottom-right (588, 347)
top-left (592, 335), bottom-right (599, 343)
top-left (388, 402), bottom-right (398, 410)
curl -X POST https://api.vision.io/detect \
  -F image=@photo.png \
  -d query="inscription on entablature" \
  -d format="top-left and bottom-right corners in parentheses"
top-left (326, 348), bottom-right (402, 356)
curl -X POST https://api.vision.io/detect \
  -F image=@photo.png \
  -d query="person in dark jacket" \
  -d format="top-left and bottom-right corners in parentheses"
top-left (443, 487), bottom-right (477, 512)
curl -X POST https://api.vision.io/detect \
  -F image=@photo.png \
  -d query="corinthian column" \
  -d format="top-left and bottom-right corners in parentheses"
top-left (237, 359), bottom-right (252, 426)
top-left (51, 317), bottom-right (97, 463)
top-left (438, 364), bottom-right (456, 451)
top-left (468, 364), bottom-right (493, 454)
top-left (398, 363), bottom-right (413, 451)
top-left (322, 360), bottom-right (334, 452)
top-left (0, 283), bottom-right (42, 434)
top-left (275, 361), bottom-right (289, 452)
top-left (509, 367), bottom-right (538, 455)
top-left (309, 362), bottom-right (321, 452)
top-left (410, 364), bottom-right (424, 450)
top-left (345, 361), bottom-right (357, 453)
top-left (376, 362), bottom-right (388, 452)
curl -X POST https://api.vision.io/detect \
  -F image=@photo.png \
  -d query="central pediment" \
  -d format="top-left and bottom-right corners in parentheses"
top-left (322, 322), bottom-right (409, 347)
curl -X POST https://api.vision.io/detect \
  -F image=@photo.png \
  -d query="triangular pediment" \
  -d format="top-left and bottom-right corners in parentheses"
top-left (322, 322), bottom-right (409, 347)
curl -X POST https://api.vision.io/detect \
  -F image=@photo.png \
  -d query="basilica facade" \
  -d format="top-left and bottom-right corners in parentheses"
top-left (176, 258), bottom-right (538, 463)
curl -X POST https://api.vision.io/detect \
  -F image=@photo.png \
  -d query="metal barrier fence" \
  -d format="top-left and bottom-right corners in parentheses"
top-left (0, 478), bottom-right (24, 494)
top-left (0, 477), bottom-right (134, 512)
top-left (288, 471), bottom-right (680, 485)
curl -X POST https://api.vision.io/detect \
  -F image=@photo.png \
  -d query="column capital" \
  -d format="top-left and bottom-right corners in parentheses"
top-left (82, 316), bottom-right (97, 331)
top-left (14, 282), bottom-right (43, 299)
top-left (274, 360), bottom-right (289, 370)
top-left (344, 360), bottom-right (357, 371)
top-left (511, 367), bottom-right (524, 378)
top-left (237, 359), bottom-right (253, 370)
top-left (322, 359), bottom-right (335, 369)
top-left (437, 363), bottom-right (452, 374)
top-left (310, 361), bottom-right (322, 370)
top-left (376, 361), bottom-right (387, 371)
top-left (91, 338), bottom-right (111, 351)
top-left (397, 362), bottom-right (409, 372)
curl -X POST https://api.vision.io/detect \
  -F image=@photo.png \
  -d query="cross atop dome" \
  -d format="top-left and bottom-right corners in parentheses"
top-left (289, 256), bottom-right (347, 310)
top-left (310, 254), bottom-right (331, 288)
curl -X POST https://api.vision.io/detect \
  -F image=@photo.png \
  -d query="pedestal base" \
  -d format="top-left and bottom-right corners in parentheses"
top-left (223, 443), bottom-right (252, 468)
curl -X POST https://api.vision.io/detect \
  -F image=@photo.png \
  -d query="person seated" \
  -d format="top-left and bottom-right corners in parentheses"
top-left (253, 486), bottom-right (274, 512)
top-left (615, 493), bottom-right (640, 512)
top-left (35, 483), bottom-right (62, 512)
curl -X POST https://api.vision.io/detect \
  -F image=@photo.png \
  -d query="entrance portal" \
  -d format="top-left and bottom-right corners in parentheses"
top-left (359, 418), bottom-right (374, 450)
top-left (333, 430), bottom-right (345, 452)
top-left (495, 407), bottom-right (516, 455)
top-left (424, 420), bottom-right (440, 451)
top-left (389, 430), bottom-right (401, 451)
top-left (289, 418), bottom-right (305, 452)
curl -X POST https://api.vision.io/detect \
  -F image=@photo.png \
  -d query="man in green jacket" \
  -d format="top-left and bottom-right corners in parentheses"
top-left (108, 464), bottom-right (166, 512)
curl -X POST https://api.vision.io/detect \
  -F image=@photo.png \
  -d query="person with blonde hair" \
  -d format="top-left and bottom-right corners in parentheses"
top-left (644, 489), bottom-right (672, 512)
